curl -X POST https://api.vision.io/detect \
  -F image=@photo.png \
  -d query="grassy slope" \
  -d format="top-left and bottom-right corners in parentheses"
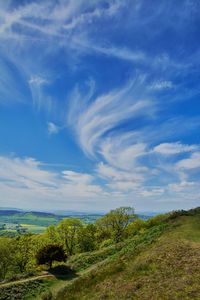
top-left (56, 215), bottom-right (200, 300)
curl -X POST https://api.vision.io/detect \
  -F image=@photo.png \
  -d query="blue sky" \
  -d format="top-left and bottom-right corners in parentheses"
top-left (0, 0), bottom-right (200, 213)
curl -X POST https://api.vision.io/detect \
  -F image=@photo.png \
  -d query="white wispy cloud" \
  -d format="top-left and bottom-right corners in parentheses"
top-left (62, 0), bottom-right (124, 31)
top-left (0, 0), bottom-right (200, 212)
top-left (96, 162), bottom-right (145, 185)
top-left (47, 122), bottom-right (60, 135)
top-left (176, 152), bottom-right (200, 170)
top-left (0, 0), bottom-right (123, 41)
top-left (168, 181), bottom-right (199, 193)
top-left (28, 76), bottom-right (53, 112)
top-left (100, 137), bottom-right (147, 170)
top-left (29, 77), bottom-right (48, 86)
top-left (0, 156), bottom-right (56, 188)
top-left (139, 188), bottom-right (164, 197)
top-left (68, 76), bottom-right (154, 157)
top-left (153, 142), bottom-right (197, 155)
top-left (73, 38), bottom-right (145, 62)
top-left (0, 155), bottom-right (105, 210)
top-left (149, 80), bottom-right (173, 90)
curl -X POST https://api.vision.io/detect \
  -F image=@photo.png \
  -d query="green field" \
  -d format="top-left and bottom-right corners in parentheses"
top-left (0, 210), bottom-right (104, 237)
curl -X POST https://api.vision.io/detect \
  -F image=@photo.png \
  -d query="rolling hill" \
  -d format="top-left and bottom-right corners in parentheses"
top-left (55, 208), bottom-right (200, 300)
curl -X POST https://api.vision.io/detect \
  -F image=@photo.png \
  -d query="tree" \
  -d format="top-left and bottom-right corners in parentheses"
top-left (78, 224), bottom-right (97, 252)
top-left (127, 219), bottom-right (145, 237)
top-left (45, 225), bottom-right (59, 243)
top-left (15, 233), bottom-right (34, 273)
top-left (56, 218), bottom-right (83, 255)
top-left (35, 244), bottom-right (67, 269)
top-left (0, 237), bottom-right (13, 280)
top-left (96, 207), bottom-right (137, 243)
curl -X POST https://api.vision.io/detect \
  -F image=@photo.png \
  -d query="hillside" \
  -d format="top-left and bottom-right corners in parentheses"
top-left (1, 208), bottom-right (200, 299)
top-left (55, 209), bottom-right (200, 300)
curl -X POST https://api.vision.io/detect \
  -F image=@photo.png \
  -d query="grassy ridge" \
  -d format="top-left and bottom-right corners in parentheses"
top-left (55, 214), bottom-right (200, 300)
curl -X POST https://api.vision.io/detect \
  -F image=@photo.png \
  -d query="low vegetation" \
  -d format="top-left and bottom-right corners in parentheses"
top-left (0, 206), bottom-right (200, 299)
top-left (0, 278), bottom-right (53, 300)
top-left (55, 210), bottom-right (200, 300)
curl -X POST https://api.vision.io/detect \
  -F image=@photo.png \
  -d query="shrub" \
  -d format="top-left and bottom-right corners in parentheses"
top-left (35, 244), bottom-right (67, 269)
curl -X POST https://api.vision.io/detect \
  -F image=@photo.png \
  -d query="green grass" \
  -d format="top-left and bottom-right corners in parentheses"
top-left (67, 246), bottom-right (118, 272)
top-left (56, 224), bottom-right (169, 300)
top-left (55, 215), bottom-right (200, 300)
top-left (0, 278), bottom-right (52, 300)
top-left (24, 225), bottom-right (47, 234)
top-left (168, 215), bottom-right (200, 241)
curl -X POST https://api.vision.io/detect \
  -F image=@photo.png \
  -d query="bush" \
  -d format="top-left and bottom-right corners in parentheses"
top-left (35, 244), bottom-right (67, 269)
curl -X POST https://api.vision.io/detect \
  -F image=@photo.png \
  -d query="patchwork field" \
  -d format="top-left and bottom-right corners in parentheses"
top-left (0, 210), bottom-right (104, 237)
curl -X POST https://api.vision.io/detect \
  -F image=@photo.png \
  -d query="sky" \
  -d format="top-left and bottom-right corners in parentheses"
top-left (0, 0), bottom-right (200, 213)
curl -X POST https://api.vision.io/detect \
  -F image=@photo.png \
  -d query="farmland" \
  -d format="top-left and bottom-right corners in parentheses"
top-left (0, 209), bottom-right (104, 237)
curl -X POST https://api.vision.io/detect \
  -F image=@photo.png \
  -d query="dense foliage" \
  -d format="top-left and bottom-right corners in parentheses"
top-left (0, 206), bottom-right (199, 292)
top-left (0, 206), bottom-right (138, 282)
top-left (35, 244), bottom-right (67, 268)
top-left (56, 212), bottom-right (200, 300)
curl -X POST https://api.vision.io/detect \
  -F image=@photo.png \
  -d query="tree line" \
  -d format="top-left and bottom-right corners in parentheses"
top-left (0, 206), bottom-right (166, 281)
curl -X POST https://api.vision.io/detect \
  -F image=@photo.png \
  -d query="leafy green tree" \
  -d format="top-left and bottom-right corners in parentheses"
top-left (78, 224), bottom-right (97, 252)
top-left (56, 218), bottom-right (83, 255)
top-left (0, 237), bottom-right (13, 280)
top-left (45, 224), bottom-right (59, 243)
top-left (35, 244), bottom-right (67, 269)
top-left (14, 233), bottom-right (34, 272)
top-left (127, 219), bottom-right (146, 236)
top-left (96, 207), bottom-right (137, 243)
top-left (95, 219), bottom-right (112, 243)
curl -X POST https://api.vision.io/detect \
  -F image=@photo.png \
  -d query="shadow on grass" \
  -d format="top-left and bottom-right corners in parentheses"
top-left (49, 265), bottom-right (78, 281)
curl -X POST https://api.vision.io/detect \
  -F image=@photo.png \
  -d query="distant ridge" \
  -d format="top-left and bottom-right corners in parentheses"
top-left (0, 207), bottom-right (161, 217)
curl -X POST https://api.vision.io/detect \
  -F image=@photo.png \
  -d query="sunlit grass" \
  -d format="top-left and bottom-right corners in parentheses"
top-left (55, 215), bottom-right (200, 300)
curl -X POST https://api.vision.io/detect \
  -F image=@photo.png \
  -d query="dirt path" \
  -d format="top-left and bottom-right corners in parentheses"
top-left (0, 274), bottom-right (55, 288)
top-left (0, 258), bottom-right (108, 291)
top-left (52, 258), bottom-right (108, 295)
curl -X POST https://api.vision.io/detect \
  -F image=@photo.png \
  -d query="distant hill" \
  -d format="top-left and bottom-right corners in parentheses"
top-left (0, 210), bottom-right (21, 216)
top-left (0, 208), bottom-right (153, 227)
top-left (0, 209), bottom-right (104, 227)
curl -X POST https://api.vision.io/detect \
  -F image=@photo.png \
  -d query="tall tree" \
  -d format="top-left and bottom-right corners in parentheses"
top-left (56, 218), bottom-right (83, 255)
top-left (78, 224), bottom-right (97, 252)
top-left (0, 237), bottom-right (13, 280)
top-left (15, 233), bottom-right (34, 272)
top-left (96, 207), bottom-right (137, 243)
top-left (45, 224), bottom-right (59, 243)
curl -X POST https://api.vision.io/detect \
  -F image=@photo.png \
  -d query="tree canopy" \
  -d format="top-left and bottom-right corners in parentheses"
top-left (35, 244), bottom-right (67, 269)
top-left (96, 207), bottom-right (137, 242)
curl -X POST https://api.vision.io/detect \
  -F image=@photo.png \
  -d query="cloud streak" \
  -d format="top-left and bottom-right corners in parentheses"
top-left (0, 0), bottom-right (200, 212)
top-left (68, 76), bottom-right (154, 157)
